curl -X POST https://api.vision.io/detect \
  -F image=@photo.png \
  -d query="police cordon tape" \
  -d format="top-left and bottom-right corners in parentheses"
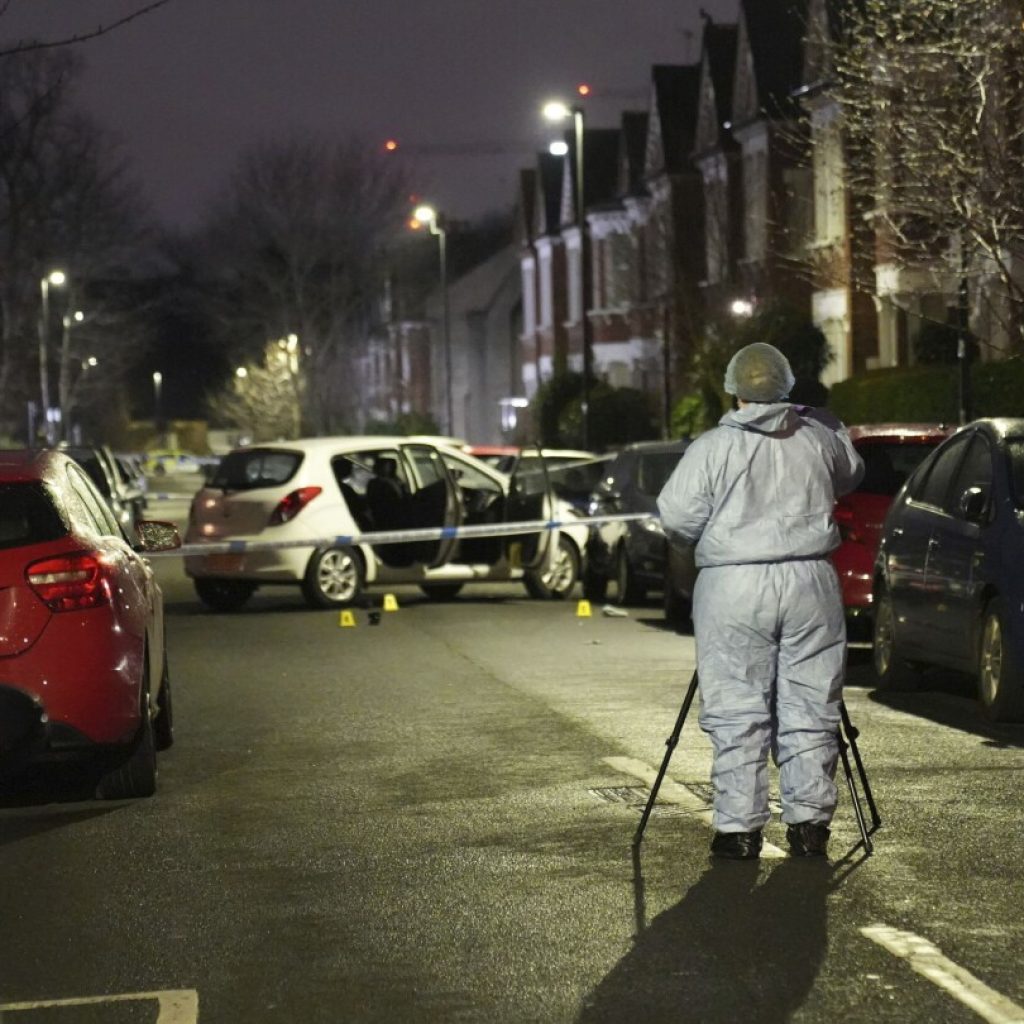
top-left (142, 511), bottom-right (657, 558)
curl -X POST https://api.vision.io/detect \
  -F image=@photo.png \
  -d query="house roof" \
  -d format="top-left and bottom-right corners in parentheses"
top-left (535, 151), bottom-right (565, 236)
top-left (648, 64), bottom-right (702, 175)
top-left (619, 111), bottom-right (649, 196)
top-left (705, 22), bottom-right (739, 129)
top-left (562, 127), bottom-right (622, 224)
top-left (741, 0), bottom-right (809, 119)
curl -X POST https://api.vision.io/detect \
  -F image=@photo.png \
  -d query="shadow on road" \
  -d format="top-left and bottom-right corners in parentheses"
top-left (579, 855), bottom-right (831, 1023)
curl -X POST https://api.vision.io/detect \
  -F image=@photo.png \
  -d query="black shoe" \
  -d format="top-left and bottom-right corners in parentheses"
top-left (710, 830), bottom-right (763, 860)
top-left (786, 822), bottom-right (830, 857)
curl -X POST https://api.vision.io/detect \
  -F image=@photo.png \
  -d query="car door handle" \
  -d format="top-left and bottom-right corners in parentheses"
top-left (891, 527), bottom-right (903, 537)
top-left (927, 537), bottom-right (939, 549)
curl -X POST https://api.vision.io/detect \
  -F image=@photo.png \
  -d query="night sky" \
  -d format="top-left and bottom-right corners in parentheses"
top-left (1, 0), bottom-right (737, 232)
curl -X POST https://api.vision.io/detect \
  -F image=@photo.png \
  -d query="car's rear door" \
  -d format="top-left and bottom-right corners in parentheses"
top-left (890, 434), bottom-right (971, 655)
top-left (400, 443), bottom-right (462, 568)
top-left (923, 431), bottom-right (995, 667)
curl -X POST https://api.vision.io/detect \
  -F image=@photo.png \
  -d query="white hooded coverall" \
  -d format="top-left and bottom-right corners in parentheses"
top-left (657, 402), bottom-right (864, 833)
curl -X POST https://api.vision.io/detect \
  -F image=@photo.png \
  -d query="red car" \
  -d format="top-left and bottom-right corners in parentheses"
top-left (833, 423), bottom-right (954, 633)
top-left (0, 449), bottom-right (181, 799)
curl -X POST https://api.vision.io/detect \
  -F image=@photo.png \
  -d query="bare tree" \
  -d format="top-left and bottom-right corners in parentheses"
top-left (832, 0), bottom-right (1024, 354)
top-left (0, 46), bottom-right (153, 440)
top-left (201, 135), bottom-right (409, 435)
top-left (0, 1), bottom-right (173, 57)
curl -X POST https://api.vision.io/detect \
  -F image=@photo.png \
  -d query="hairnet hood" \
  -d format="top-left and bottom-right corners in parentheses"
top-left (724, 343), bottom-right (796, 402)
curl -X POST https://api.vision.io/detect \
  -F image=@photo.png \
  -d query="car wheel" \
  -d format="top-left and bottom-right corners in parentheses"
top-left (663, 577), bottom-right (691, 632)
top-left (978, 597), bottom-right (1024, 722)
top-left (96, 693), bottom-right (157, 800)
top-left (153, 647), bottom-right (173, 751)
top-left (302, 546), bottom-right (364, 609)
top-left (194, 578), bottom-right (256, 612)
top-left (872, 586), bottom-right (923, 691)
top-left (524, 536), bottom-right (580, 600)
top-left (615, 545), bottom-right (646, 606)
top-left (420, 583), bottom-right (464, 601)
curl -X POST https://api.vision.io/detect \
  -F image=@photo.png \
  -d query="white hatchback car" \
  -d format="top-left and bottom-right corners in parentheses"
top-left (184, 437), bottom-right (587, 611)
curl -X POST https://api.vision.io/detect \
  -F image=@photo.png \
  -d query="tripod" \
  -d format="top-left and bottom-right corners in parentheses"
top-left (633, 670), bottom-right (882, 853)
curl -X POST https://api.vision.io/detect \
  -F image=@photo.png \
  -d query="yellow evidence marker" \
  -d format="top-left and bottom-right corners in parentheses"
top-left (383, 594), bottom-right (399, 612)
top-left (576, 599), bottom-right (592, 618)
top-left (339, 609), bottom-right (357, 628)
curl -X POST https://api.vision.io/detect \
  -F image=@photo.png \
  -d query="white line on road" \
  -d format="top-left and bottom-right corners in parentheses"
top-left (0, 989), bottom-right (199, 1021)
top-left (603, 755), bottom-right (787, 858)
top-left (862, 925), bottom-right (1024, 1024)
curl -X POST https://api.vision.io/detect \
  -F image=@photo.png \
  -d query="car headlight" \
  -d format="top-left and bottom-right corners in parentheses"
top-left (641, 517), bottom-right (665, 536)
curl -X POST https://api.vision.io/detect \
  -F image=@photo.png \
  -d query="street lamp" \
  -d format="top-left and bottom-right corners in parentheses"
top-left (152, 371), bottom-right (163, 444)
top-left (544, 97), bottom-right (593, 448)
top-left (412, 204), bottom-right (453, 436)
top-left (38, 269), bottom-right (66, 444)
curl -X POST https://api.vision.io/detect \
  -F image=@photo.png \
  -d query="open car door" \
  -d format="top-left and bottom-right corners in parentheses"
top-left (399, 444), bottom-right (462, 568)
top-left (504, 445), bottom-right (554, 570)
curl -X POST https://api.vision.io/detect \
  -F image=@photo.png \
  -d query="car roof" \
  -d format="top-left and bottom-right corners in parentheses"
top-left (0, 448), bottom-right (65, 481)
top-left (848, 423), bottom-right (954, 442)
top-left (958, 417), bottom-right (1024, 440)
top-left (616, 440), bottom-right (690, 455)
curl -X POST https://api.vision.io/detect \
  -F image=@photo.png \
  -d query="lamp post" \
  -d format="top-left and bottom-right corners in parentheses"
top-left (544, 97), bottom-right (592, 449)
top-left (152, 371), bottom-right (163, 445)
top-left (412, 204), bottom-right (453, 436)
top-left (38, 269), bottom-right (66, 444)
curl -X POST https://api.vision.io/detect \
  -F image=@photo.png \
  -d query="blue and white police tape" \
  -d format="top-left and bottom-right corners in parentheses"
top-left (146, 511), bottom-right (658, 558)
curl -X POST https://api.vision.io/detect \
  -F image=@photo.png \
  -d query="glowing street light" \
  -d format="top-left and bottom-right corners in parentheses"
top-left (411, 204), bottom-right (454, 435)
top-left (730, 298), bottom-right (755, 318)
top-left (542, 95), bottom-right (593, 447)
top-left (152, 370), bottom-right (163, 442)
top-left (235, 366), bottom-right (248, 379)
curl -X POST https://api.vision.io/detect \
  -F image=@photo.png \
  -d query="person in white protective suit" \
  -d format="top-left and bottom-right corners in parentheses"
top-left (657, 343), bottom-right (864, 860)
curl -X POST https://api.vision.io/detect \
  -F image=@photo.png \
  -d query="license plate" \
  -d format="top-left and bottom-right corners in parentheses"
top-left (205, 554), bottom-right (244, 573)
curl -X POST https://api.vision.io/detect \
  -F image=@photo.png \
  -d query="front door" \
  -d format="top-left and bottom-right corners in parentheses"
top-left (504, 447), bottom-right (554, 571)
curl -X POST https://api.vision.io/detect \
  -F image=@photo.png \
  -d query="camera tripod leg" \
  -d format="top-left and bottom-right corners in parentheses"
top-left (838, 730), bottom-right (873, 855)
top-left (633, 670), bottom-right (698, 847)
top-left (840, 701), bottom-right (882, 831)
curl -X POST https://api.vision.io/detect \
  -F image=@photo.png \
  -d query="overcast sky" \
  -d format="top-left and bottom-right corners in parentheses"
top-left (1, 0), bottom-right (737, 231)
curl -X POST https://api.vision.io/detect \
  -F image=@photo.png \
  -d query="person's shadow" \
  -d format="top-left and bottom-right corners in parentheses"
top-left (578, 855), bottom-right (832, 1023)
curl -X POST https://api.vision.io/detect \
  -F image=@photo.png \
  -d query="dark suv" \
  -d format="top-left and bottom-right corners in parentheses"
top-left (582, 440), bottom-right (689, 605)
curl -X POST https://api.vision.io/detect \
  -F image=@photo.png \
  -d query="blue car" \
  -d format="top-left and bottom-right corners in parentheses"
top-left (872, 418), bottom-right (1024, 721)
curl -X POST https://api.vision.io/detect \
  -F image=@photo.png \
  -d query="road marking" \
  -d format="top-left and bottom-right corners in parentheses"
top-left (862, 925), bottom-right (1024, 1024)
top-left (0, 989), bottom-right (198, 1021)
top-left (603, 755), bottom-right (787, 858)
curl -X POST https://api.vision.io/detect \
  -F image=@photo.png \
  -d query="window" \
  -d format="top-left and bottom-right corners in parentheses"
top-left (915, 437), bottom-right (968, 510)
top-left (637, 452), bottom-right (685, 496)
top-left (857, 441), bottom-right (944, 497)
top-left (66, 464), bottom-right (121, 536)
top-left (1007, 438), bottom-right (1024, 509)
top-left (0, 482), bottom-right (66, 550)
top-left (211, 449), bottom-right (302, 490)
top-left (949, 434), bottom-right (993, 519)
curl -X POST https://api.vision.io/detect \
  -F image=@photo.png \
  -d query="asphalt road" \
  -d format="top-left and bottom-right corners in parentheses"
top-left (0, 480), bottom-right (1022, 1023)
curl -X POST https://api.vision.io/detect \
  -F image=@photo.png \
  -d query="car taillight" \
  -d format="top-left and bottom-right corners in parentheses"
top-left (26, 553), bottom-right (111, 612)
top-left (834, 501), bottom-right (860, 543)
top-left (268, 486), bottom-right (322, 526)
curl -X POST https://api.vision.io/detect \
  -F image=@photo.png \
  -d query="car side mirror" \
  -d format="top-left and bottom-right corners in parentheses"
top-left (135, 520), bottom-right (182, 552)
top-left (959, 485), bottom-right (990, 523)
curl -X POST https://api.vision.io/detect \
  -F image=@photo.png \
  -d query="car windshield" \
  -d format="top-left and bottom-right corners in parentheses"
top-left (0, 482), bottom-right (68, 550)
top-left (211, 449), bottom-right (302, 490)
top-left (637, 452), bottom-right (684, 496)
top-left (856, 441), bottom-right (942, 496)
top-left (1007, 438), bottom-right (1024, 508)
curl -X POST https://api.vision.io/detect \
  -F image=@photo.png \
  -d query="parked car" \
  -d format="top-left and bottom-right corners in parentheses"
top-left (872, 418), bottom-right (1024, 721)
top-left (0, 449), bottom-right (181, 797)
top-left (583, 440), bottom-right (690, 605)
top-left (834, 423), bottom-right (954, 635)
top-left (184, 436), bottom-right (589, 611)
top-left (60, 443), bottom-right (146, 533)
